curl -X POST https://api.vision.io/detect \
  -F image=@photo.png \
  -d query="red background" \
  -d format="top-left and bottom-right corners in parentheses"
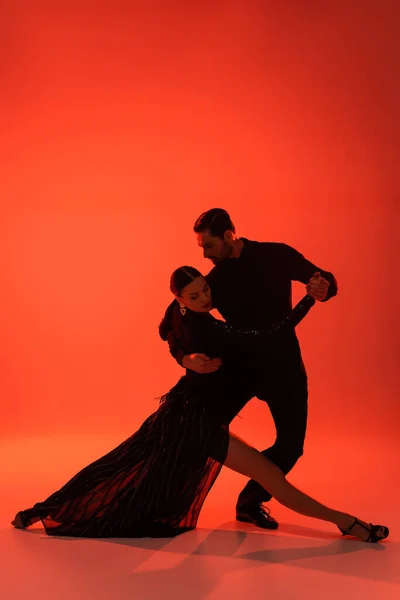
top-left (1, 1), bottom-right (398, 450)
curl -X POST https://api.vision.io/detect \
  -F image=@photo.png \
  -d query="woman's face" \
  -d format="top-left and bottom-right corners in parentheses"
top-left (178, 276), bottom-right (212, 313)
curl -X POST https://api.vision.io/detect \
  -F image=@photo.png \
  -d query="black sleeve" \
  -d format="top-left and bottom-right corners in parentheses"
top-left (274, 243), bottom-right (338, 302)
top-left (208, 294), bottom-right (315, 349)
top-left (158, 300), bottom-right (176, 341)
top-left (165, 331), bottom-right (186, 366)
top-left (158, 301), bottom-right (186, 366)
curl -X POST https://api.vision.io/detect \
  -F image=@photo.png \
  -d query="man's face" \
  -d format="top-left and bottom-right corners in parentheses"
top-left (196, 229), bottom-right (233, 265)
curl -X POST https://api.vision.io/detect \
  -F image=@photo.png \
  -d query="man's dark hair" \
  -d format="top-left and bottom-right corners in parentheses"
top-left (193, 208), bottom-right (235, 240)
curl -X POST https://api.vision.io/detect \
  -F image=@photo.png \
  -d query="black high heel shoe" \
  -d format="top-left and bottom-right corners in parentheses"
top-left (339, 517), bottom-right (389, 543)
top-left (11, 508), bottom-right (41, 529)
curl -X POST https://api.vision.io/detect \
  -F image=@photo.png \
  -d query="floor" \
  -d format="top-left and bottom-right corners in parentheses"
top-left (1, 434), bottom-right (398, 600)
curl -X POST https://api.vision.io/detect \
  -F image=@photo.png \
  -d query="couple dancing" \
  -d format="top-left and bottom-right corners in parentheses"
top-left (12, 209), bottom-right (388, 543)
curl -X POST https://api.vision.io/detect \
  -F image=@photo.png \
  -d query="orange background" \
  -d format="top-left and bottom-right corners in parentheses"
top-left (1, 0), bottom-right (398, 450)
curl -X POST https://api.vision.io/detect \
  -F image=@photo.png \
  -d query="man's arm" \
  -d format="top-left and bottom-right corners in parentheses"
top-left (165, 330), bottom-right (221, 372)
top-left (275, 243), bottom-right (338, 301)
top-left (159, 308), bottom-right (221, 373)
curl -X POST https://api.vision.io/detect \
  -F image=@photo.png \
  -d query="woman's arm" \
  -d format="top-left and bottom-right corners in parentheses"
top-left (207, 294), bottom-right (315, 348)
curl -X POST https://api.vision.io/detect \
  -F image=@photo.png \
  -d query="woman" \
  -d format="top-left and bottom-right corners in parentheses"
top-left (12, 267), bottom-right (388, 543)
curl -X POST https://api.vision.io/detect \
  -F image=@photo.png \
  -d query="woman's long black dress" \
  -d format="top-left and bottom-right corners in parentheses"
top-left (28, 295), bottom-right (315, 538)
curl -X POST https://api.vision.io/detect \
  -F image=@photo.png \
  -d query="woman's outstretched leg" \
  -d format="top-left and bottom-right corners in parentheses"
top-left (224, 432), bottom-right (387, 542)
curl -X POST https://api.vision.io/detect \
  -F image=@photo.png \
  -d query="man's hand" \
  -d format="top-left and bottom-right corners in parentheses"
top-left (182, 353), bottom-right (222, 374)
top-left (306, 272), bottom-right (329, 301)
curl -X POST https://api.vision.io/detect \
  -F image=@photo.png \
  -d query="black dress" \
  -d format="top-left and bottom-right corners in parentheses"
top-left (28, 295), bottom-right (315, 538)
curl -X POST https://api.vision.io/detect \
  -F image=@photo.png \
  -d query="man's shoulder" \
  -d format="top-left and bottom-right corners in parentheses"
top-left (242, 238), bottom-right (288, 253)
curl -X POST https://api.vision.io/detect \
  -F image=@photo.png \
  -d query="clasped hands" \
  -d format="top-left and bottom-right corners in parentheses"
top-left (306, 271), bottom-right (329, 302)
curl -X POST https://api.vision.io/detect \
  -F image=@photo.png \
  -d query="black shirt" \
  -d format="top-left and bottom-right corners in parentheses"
top-left (164, 239), bottom-right (337, 368)
top-left (159, 294), bottom-right (316, 418)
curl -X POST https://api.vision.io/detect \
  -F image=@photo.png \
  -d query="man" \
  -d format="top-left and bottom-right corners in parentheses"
top-left (162, 208), bottom-right (337, 529)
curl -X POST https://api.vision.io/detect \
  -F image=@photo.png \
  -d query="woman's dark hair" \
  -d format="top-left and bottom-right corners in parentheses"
top-left (169, 265), bottom-right (202, 296)
top-left (159, 266), bottom-right (203, 341)
top-left (193, 208), bottom-right (235, 239)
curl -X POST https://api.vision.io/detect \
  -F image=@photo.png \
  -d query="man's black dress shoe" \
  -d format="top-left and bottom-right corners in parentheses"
top-left (236, 503), bottom-right (279, 530)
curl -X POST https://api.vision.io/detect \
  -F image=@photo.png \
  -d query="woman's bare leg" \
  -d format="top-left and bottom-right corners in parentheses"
top-left (224, 432), bottom-right (379, 541)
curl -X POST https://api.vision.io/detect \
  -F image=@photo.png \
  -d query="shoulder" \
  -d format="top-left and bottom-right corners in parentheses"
top-left (159, 299), bottom-right (180, 340)
top-left (179, 311), bottom-right (214, 346)
top-left (161, 299), bottom-right (202, 335)
top-left (243, 239), bottom-right (293, 256)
